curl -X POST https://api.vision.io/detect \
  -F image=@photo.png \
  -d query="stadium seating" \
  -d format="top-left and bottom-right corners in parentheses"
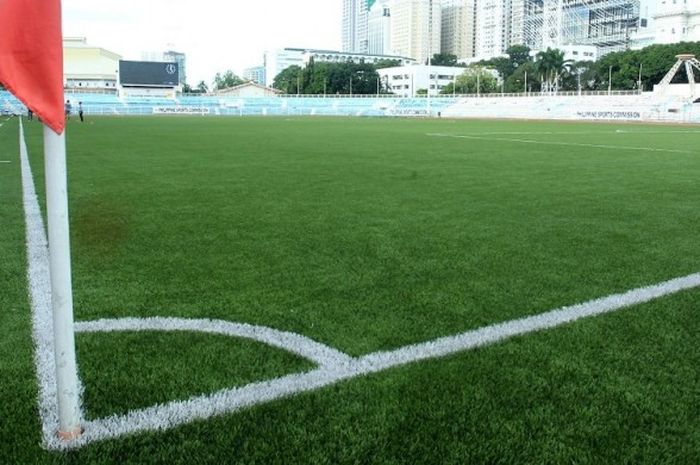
top-left (3, 89), bottom-right (699, 123)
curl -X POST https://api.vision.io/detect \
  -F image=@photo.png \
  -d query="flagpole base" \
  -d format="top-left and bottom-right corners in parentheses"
top-left (57, 426), bottom-right (82, 441)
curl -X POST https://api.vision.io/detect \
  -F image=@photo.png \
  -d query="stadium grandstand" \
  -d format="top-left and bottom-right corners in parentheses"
top-left (2, 55), bottom-right (699, 122)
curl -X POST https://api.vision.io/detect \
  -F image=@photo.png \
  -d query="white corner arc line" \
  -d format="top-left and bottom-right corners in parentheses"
top-left (426, 133), bottom-right (692, 154)
top-left (19, 123), bottom-right (700, 450)
top-left (75, 317), bottom-right (353, 368)
top-left (65, 271), bottom-right (700, 449)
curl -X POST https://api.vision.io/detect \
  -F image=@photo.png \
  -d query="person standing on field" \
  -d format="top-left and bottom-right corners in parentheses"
top-left (78, 102), bottom-right (84, 122)
top-left (64, 100), bottom-right (72, 119)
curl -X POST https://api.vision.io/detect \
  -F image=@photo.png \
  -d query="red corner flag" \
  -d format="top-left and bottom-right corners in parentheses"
top-left (0, 0), bottom-right (65, 133)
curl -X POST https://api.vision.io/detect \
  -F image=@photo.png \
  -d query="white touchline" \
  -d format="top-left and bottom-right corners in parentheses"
top-left (0, 160), bottom-right (11, 163)
top-left (426, 133), bottom-right (692, 154)
top-left (19, 124), bottom-right (700, 451)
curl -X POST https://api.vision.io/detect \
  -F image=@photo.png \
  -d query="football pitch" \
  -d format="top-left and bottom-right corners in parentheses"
top-left (1, 115), bottom-right (699, 463)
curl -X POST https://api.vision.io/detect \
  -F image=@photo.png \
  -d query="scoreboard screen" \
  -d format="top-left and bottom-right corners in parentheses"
top-left (119, 61), bottom-right (179, 86)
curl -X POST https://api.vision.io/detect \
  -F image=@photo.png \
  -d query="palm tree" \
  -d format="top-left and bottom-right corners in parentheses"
top-left (535, 48), bottom-right (573, 94)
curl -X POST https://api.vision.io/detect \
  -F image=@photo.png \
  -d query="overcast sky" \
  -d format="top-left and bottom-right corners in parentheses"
top-left (62, 0), bottom-right (342, 85)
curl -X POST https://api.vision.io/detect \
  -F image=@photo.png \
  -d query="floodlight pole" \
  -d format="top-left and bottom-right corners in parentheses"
top-left (43, 124), bottom-right (82, 440)
top-left (608, 65), bottom-right (612, 95)
top-left (427, 0), bottom-right (433, 117)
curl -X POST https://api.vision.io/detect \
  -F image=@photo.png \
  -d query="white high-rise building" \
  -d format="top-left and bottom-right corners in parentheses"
top-left (264, 49), bottom-right (305, 87)
top-left (510, 0), bottom-right (543, 50)
top-left (475, 0), bottom-right (511, 59)
top-left (343, 0), bottom-right (370, 53)
top-left (631, 0), bottom-right (657, 48)
top-left (441, 0), bottom-right (475, 59)
top-left (368, 0), bottom-right (393, 55)
top-left (243, 66), bottom-right (266, 86)
top-left (390, 0), bottom-right (442, 64)
top-left (653, 0), bottom-right (700, 44)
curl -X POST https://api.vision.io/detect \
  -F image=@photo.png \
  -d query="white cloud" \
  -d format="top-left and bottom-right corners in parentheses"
top-left (62, 0), bottom-right (342, 85)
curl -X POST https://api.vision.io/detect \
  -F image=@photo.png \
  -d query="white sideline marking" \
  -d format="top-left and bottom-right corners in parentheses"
top-left (615, 129), bottom-right (700, 134)
top-left (0, 160), bottom-right (11, 163)
top-left (443, 130), bottom-right (700, 136)
top-left (427, 133), bottom-right (693, 154)
top-left (19, 123), bottom-right (700, 450)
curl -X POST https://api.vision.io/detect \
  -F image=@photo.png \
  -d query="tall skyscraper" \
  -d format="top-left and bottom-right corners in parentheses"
top-left (441, 0), bottom-right (475, 59)
top-left (343, 0), bottom-right (370, 53)
top-left (368, 0), bottom-right (393, 55)
top-left (390, 0), bottom-right (442, 64)
top-left (510, 0), bottom-right (543, 50)
top-left (475, 0), bottom-right (511, 58)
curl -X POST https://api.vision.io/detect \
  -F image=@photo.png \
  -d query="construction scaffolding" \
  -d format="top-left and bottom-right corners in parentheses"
top-left (512, 0), bottom-right (640, 54)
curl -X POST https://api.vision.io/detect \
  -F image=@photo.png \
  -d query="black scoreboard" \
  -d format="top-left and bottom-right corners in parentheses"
top-left (119, 61), bottom-right (179, 86)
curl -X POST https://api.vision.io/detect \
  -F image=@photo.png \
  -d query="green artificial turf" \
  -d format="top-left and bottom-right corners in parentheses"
top-left (1, 115), bottom-right (698, 464)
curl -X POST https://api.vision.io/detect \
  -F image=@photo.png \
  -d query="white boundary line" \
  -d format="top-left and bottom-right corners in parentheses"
top-left (426, 133), bottom-right (693, 154)
top-left (426, 130), bottom-right (700, 136)
top-left (19, 123), bottom-right (700, 450)
top-left (76, 317), bottom-right (353, 369)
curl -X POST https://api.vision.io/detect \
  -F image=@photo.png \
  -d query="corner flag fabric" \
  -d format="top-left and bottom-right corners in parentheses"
top-left (0, 0), bottom-right (65, 133)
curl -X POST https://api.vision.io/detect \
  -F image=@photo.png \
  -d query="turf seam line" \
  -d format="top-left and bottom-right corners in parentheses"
top-left (57, 271), bottom-right (700, 450)
top-left (18, 119), bottom-right (86, 449)
top-left (426, 133), bottom-right (692, 154)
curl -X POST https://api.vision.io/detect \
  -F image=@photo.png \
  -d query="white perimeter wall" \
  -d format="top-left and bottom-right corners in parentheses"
top-left (441, 93), bottom-right (700, 123)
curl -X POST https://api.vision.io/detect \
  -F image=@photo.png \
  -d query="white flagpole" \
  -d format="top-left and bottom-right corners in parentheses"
top-left (43, 124), bottom-right (82, 440)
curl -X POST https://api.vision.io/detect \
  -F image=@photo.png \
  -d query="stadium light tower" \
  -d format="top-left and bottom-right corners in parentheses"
top-left (427, 0), bottom-right (433, 117)
top-left (658, 54), bottom-right (700, 97)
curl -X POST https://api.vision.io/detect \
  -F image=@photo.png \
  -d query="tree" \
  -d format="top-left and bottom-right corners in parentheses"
top-left (273, 65), bottom-right (303, 94)
top-left (535, 48), bottom-right (573, 92)
top-left (429, 53), bottom-right (458, 66)
top-left (504, 61), bottom-right (540, 93)
top-left (485, 56), bottom-right (515, 81)
top-left (560, 60), bottom-right (596, 91)
top-left (272, 61), bottom-right (380, 95)
top-left (440, 67), bottom-right (499, 95)
top-left (213, 70), bottom-right (245, 91)
top-left (374, 59), bottom-right (402, 69)
top-left (478, 46), bottom-right (531, 82)
top-left (197, 81), bottom-right (209, 94)
top-left (506, 45), bottom-right (532, 69)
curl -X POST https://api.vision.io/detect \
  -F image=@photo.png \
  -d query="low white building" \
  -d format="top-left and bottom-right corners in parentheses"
top-left (216, 82), bottom-right (281, 97)
top-left (557, 45), bottom-right (598, 63)
top-left (63, 37), bottom-right (121, 90)
top-left (378, 64), bottom-right (465, 96)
